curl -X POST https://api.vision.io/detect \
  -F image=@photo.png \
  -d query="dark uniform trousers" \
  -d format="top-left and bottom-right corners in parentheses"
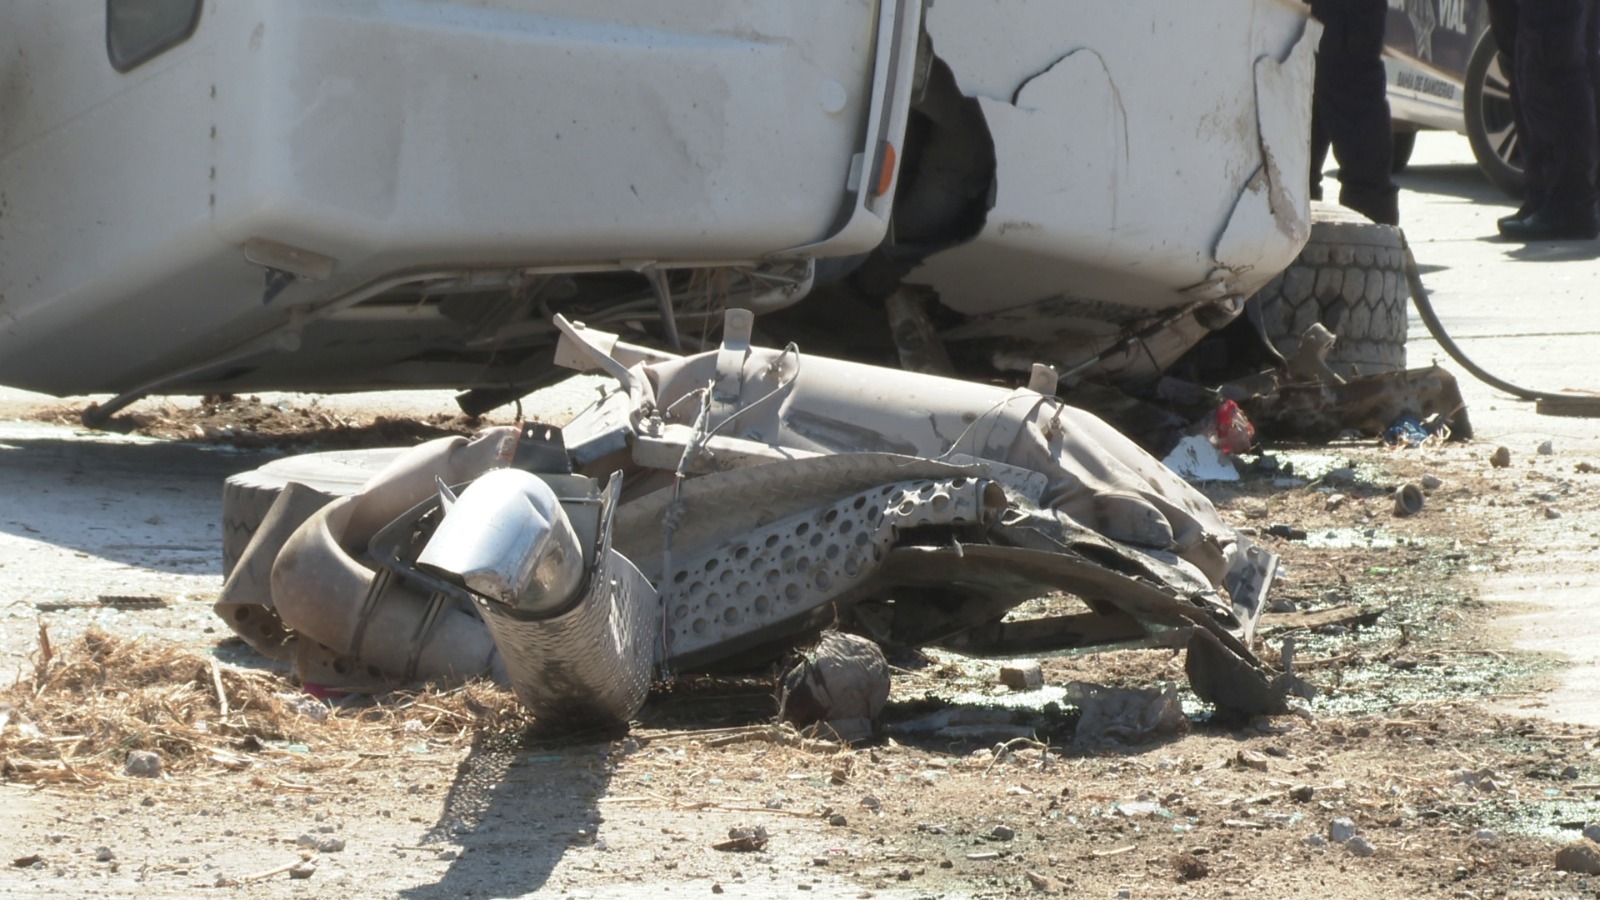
top-left (1310, 0), bottom-right (1401, 225)
top-left (1485, 0), bottom-right (1599, 219)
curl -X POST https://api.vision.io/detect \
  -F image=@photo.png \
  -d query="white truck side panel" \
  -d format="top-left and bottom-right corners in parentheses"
top-left (0, 1), bottom-right (891, 394)
top-left (912, 0), bottom-right (1316, 317)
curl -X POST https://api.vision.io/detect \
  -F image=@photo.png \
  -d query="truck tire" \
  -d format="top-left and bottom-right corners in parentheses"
top-left (1463, 29), bottom-right (1526, 199)
top-left (221, 448), bottom-right (406, 576)
top-left (1252, 203), bottom-right (1408, 379)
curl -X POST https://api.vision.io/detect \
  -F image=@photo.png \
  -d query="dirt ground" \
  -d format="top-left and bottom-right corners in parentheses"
top-left (5, 398), bottom-right (1600, 899)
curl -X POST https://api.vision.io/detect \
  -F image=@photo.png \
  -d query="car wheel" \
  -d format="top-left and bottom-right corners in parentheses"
top-left (1252, 203), bottom-right (1409, 378)
top-left (1463, 29), bottom-right (1526, 198)
top-left (1391, 130), bottom-right (1417, 174)
top-left (221, 447), bottom-right (405, 576)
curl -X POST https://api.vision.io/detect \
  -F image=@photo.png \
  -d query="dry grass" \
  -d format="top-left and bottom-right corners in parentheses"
top-left (0, 625), bottom-right (528, 786)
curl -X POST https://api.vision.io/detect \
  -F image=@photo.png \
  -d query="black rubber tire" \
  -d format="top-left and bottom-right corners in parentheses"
top-left (221, 447), bottom-right (407, 577)
top-left (1463, 29), bottom-right (1526, 199)
top-left (1252, 203), bottom-right (1409, 378)
top-left (1390, 130), bottom-right (1417, 174)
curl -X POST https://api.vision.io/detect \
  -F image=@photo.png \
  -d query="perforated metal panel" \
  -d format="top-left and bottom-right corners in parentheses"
top-left (662, 477), bottom-right (989, 665)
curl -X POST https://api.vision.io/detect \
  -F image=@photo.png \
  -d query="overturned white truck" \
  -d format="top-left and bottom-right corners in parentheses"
top-left (0, 1), bottom-right (1321, 417)
top-left (219, 310), bottom-right (1307, 727)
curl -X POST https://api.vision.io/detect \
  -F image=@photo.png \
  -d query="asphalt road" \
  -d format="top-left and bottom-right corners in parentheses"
top-left (0, 130), bottom-right (1597, 718)
top-left (1397, 133), bottom-right (1600, 726)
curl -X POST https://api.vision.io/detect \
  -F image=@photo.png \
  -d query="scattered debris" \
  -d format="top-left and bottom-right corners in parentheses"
top-left (1235, 749), bottom-right (1271, 772)
top-left (1066, 682), bottom-right (1185, 746)
top-left (10, 856), bottom-right (42, 869)
top-left (1025, 870), bottom-right (1060, 891)
top-left (1421, 474), bottom-right (1443, 490)
top-left (988, 825), bottom-right (1016, 841)
top-left (1161, 434), bottom-right (1240, 483)
top-left (779, 633), bottom-right (891, 743)
top-left (1324, 493), bottom-right (1347, 512)
top-left (1392, 483), bottom-right (1424, 517)
top-left (1268, 524), bottom-right (1308, 540)
top-left (288, 861), bottom-right (317, 880)
top-left (1172, 852), bottom-right (1210, 882)
top-left (1327, 818), bottom-right (1357, 844)
top-left (296, 834), bottom-right (346, 853)
top-left (998, 662), bottom-right (1044, 692)
top-left (1490, 446), bottom-right (1511, 468)
top-left (124, 750), bottom-right (162, 779)
top-left (885, 708), bottom-right (1034, 744)
top-left (712, 826), bottom-right (769, 853)
top-left (33, 595), bottom-right (169, 613)
top-left (1538, 440), bottom-right (1555, 456)
top-left (1556, 842), bottom-right (1600, 875)
top-left (1346, 836), bottom-right (1376, 858)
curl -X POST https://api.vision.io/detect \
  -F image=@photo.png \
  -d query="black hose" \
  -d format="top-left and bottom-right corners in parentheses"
top-left (1401, 234), bottom-right (1600, 417)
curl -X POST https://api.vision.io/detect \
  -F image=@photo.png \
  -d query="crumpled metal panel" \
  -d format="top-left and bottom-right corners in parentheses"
top-left (911, 0), bottom-right (1317, 316)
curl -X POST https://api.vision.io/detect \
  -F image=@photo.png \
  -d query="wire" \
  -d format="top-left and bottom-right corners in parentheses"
top-left (1401, 234), bottom-right (1600, 417)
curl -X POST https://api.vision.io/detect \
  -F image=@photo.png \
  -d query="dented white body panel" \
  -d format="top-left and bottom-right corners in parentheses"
top-left (0, 0), bottom-right (1314, 401)
top-left (914, 1), bottom-right (1318, 319)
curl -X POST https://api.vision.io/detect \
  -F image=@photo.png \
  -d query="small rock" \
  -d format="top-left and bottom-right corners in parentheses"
top-left (1346, 836), bottom-right (1376, 857)
top-left (1323, 466), bottom-right (1357, 486)
top-left (1324, 493), bottom-right (1347, 512)
top-left (1545, 507), bottom-right (1562, 520)
top-left (314, 837), bottom-right (345, 853)
top-left (989, 825), bottom-right (1016, 842)
top-left (1557, 841), bottom-right (1600, 874)
top-left (1490, 446), bottom-right (1512, 468)
top-left (1474, 829), bottom-right (1497, 842)
top-left (712, 884), bottom-right (724, 895)
top-left (1583, 822), bottom-right (1600, 844)
top-left (1562, 765), bottom-right (1580, 780)
top-left (1116, 889), bottom-right (1133, 900)
top-left (828, 814), bottom-right (848, 827)
top-left (1539, 440), bottom-right (1555, 456)
top-left (1235, 749), bottom-right (1271, 772)
top-left (896, 869), bottom-right (912, 881)
top-left (1267, 524), bottom-right (1308, 541)
top-left (712, 826), bottom-right (769, 853)
top-left (1171, 852), bottom-right (1209, 882)
top-left (1328, 818), bottom-right (1357, 844)
top-left (1304, 834), bottom-right (1328, 848)
top-left (44, 833), bottom-right (65, 844)
top-left (436, 848), bottom-right (459, 861)
top-left (124, 750), bottom-right (162, 778)
top-left (999, 661), bottom-right (1044, 692)
top-left (94, 847), bottom-right (114, 862)
top-left (1288, 785), bottom-right (1315, 803)
top-left (1421, 474), bottom-right (1443, 490)
top-left (288, 861), bottom-right (316, 880)
top-left (1025, 870), bottom-right (1058, 891)
top-left (860, 795), bottom-right (882, 811)
top-left (812, 857), bottom-right (829, 867)
top-left (1268, 598), bottom-right (1298, 614)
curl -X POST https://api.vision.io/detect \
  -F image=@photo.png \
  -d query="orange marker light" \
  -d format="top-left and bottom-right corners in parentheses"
top-left (873, 142), bottom-right (897, 197)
